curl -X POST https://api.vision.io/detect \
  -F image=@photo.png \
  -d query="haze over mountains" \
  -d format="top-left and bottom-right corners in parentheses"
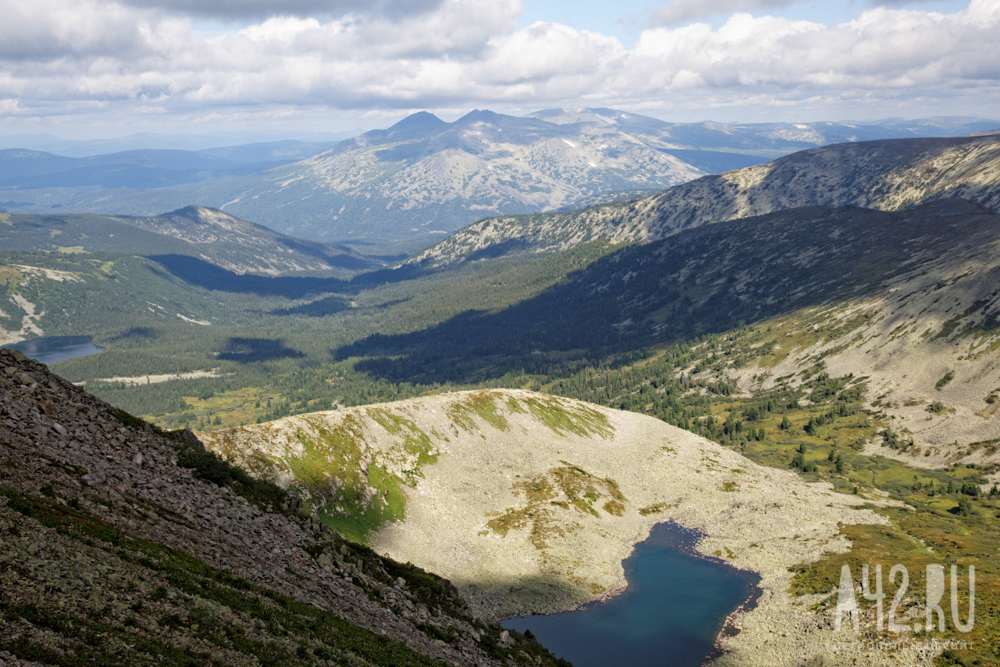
top-left (0, 141), bottom-right (336, 195)
top-left (0, 131), bottom-right (355, 158)
top-left (2, 110), bottom-right (996, 254)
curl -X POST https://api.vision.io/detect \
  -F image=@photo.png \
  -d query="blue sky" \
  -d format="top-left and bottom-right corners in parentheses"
top-left (1, 0), bottom-right (997, 140)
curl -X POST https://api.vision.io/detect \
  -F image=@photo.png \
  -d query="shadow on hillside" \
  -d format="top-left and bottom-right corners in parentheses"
top-left (218, 337), bottom-right (304, 363)
top-left (330, 256), bottom-right (724, 385)
top-left (271, 295), bottom-right (352, 317)
top-left (272, 237), bottom-right (380, 271)
top-left (466, 572), bottom-right (596, 617)
top-left (463, 239), bottom-right (530, 262)
top-left (108, 326), bottom-right (161, 341)
top-left (334, 200), bottom-right (1000, 386)
top-left (149, 254), bottom-right (349, 298)
top-left (148, 254), bottom-right (434, 300)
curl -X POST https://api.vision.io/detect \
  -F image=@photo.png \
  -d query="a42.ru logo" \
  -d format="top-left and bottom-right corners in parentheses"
top-left (834, 564), bottom-right (974, 633)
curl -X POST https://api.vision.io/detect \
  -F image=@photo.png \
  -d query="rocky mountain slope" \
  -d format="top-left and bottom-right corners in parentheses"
top-left (195, 388), bottom-right (915, 666)
top-left (614, 196), bottom-right (1000, 467)
top-left (92, 110), bottom-right (704, 245)
top-left (0, 206), bottom-right (377, 276)
top-left (345, 198), bottom-right (1000, 464)
top-left (0, 348), bottom-right (570, 667)
top-left (410, 134), bottom-right (1000, 267)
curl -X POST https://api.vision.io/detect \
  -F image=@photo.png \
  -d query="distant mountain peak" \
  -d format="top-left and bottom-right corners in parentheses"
top-left (387, 111), bottom-right (447, 134)
top-left (167, 203), bottom-right (224, 216)
top-left (157, 205), bottom-right (244, 228)
top-left (456, 109), bottom-right (502, 125)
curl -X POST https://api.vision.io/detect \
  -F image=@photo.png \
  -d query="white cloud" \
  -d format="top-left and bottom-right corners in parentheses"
top-left (118, 0), bottom-right (446, 21)
top-left (0, 98), bottom-right (22, 115)
top-left (482, 22), bottom-right (623, 86)
top-left (0, 0), bottom-right (163, 60)
top-left (0, 0), bottom-right (998, 128)
top-left (649, 0), bottom-right (802, 26)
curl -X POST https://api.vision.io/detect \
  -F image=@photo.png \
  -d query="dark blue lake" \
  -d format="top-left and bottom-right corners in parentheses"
top-left (502, 522), bottom-right (760, 667)
top-left (6, 336), bottom-right (104, 365)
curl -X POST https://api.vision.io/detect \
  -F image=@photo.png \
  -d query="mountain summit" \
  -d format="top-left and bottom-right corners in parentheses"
top-left (186, 109), bottom-right (703, 246)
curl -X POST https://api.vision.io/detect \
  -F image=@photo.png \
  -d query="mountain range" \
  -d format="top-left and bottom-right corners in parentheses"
top-left (0, 141), bottom-right (338, 192)
top-left (4, 125), bottom-right (1000, 666)
top-left (410, 134), bottom-right (1000, 266)
top-left (2, 111), bottom-right (996, 254)
top-left (345, 197), bottom-right (1000, 460)
top-left (5, 131), bottom-right (1000, 462)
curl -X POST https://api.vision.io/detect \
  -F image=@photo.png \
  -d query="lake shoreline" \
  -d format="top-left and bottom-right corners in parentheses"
top-left (4, 335), bottom-right (104, 366)
top-left (591, 519), bottom-right (765, 663)
top-left (644, 521), bottom-right (764, 666)
top-left (501, 519), bottom-right (764, 667)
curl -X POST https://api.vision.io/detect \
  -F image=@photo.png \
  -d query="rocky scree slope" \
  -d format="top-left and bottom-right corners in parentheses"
top-left (0, 349), bottom-right (563, 667)
top-left (124, 206), bottom-right (377, 274)
top-left (197, 389), bottom-right (915, 666)
top-left (410, 134), bottom-right (1000, 267)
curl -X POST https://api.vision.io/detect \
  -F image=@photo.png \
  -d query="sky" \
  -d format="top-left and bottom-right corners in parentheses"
top-left (0, 0), bottom-right (997, 141)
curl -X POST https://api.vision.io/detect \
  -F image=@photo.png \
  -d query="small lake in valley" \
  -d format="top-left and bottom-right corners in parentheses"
top-left (6, 336), bottom-right (104, 365)
top-left (501, 522), bottom-right (760, 667)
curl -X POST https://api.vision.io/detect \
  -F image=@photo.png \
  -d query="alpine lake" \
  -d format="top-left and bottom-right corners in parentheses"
top-left (6, 336), bottom-right (104, 365)
top-left (502, 522), bottom-right (760, 667)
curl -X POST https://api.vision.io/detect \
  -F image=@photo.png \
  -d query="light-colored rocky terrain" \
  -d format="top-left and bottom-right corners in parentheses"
top-left (0, 292), bottom-right (43, 347)
top-left (411, 135), bottom-right (1000, 267)
top-left (55, 110), bottom-right (705, 246)
top-left (530, 109), bottom-right (1000, 159)
top-left (687, 201), bottom-right (1000, 467)
top-left (206, 110), bottom-right (703, 243)
top-left (199, 389), bottom-right (930, 665)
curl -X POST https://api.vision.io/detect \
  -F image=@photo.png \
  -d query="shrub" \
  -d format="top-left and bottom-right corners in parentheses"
top-left (935, 371), bottom-right (955, 391)
top-left (176, 449), bottom-right (244, 487)
top-left (175, 446), bottom-right (288, 509)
